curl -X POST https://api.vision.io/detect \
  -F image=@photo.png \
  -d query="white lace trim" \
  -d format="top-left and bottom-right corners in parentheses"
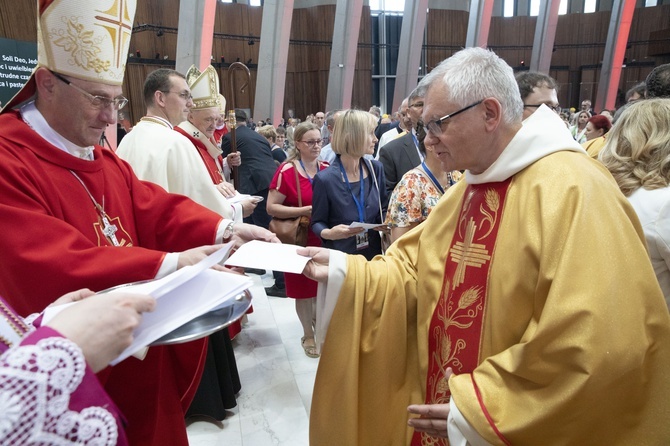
top-left (0, 337), bottom-right (118, 445)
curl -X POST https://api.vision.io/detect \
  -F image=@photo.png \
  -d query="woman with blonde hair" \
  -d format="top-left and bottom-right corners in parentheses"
top-left (311, 109), bottom-right (388, 259)
top-left (599, 98), bottom-right (670, 307)
top-left (257, 124), bottom-right (287, 165)
top-left (267, 122), bottom-right (327, 357)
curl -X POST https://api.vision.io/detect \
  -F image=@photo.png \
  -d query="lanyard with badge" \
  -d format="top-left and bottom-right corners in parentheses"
top-left (338, 159), bottom-right (369, 250)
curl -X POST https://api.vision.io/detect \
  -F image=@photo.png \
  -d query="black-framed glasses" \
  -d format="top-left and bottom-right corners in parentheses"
top-left (425, 100), bottom-right (483, 136)
top-left (299, 139), bottom-right (323, 147)
top-left (51, 71), bottom-right (128, 110)
top-left (524, 103), bottom-right (561, 113)
top-left (162, 90), bottom-right (193, 101)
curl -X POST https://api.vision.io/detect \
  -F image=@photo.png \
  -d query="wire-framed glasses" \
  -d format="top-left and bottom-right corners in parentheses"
top-left (523, 103), bottom-right (561, 113)
top-left (425, 100), bottom-right (483, 136)
top-left (51, 71), bottom-right (128, 110)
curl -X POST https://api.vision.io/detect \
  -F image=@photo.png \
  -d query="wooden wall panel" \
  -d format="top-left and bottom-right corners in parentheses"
top-left (0, 0), bottom-right (36, 42)
top-left (425, 9), bottom-right (468, 71)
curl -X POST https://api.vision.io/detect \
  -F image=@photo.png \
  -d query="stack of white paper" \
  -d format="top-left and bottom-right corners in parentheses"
top-left (43, 243), bottom-right (253, 364)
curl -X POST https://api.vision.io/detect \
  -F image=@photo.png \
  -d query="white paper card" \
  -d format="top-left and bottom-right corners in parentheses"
top-left (349, 222), bottom-right (381, 230)
top-left (224, 240), bottom-right (311, 274)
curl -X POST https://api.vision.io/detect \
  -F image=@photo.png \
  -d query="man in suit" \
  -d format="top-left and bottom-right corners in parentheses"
top-left (221, 109), bottom-right (286, 296)
top-left (378, 87), bottom-right (425, 195)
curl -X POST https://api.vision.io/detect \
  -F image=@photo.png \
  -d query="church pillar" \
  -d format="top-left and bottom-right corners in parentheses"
top-left (254, 0), bottom-right (294, 126)
top-left (392, 0), bottom-right (429, 112)
top-left (465, 0), bottom-right (495, 48)
top-left (175, 0), bottom-right (217, 73)
top-left (595, 0), bottom-right (636, 111)
top-left (325, 0), bottom-right (364, 111)
top-left (530, 0), bottom-right (560, 74)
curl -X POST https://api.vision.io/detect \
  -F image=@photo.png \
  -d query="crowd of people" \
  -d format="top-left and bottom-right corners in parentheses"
top-left (1, 0), bottom-right (670, 444)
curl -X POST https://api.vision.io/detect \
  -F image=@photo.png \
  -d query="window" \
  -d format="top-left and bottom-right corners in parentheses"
top-left (530, 0), bottom-right (540, 16)
top-left (370, 0), bottom-right (405, 13)
top-left (645, 0), bottom-right (658, 5)
top-left (504, 0), bottom-right (514, 17)
top-left (584, 0), bottom-right (597, 13)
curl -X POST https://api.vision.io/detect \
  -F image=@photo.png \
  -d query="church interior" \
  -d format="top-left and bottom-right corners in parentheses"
top-left (1, 0), bottom-right (669, 444)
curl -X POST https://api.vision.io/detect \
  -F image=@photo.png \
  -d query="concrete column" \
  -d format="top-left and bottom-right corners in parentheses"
top-left (325, 0), bottom-right (364, 111)
top-left (175, 0), bottom-right (217, 73)
top-left (530, 0), bottom-right (560, 73)
top-left (596, 0), bottom-right (636, 111)
top-left (466, 0), bottom-right (495, 48)
top-left (392, 0), bottom-right (429, 113)
top-left (254, 0), bottom-right (294, 126)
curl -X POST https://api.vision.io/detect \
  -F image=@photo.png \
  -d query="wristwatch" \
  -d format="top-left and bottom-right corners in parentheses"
top-left (223, 221), bottom-right (235, 242)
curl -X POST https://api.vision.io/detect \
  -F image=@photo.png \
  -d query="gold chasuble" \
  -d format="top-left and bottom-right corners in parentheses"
top-left (309, 107), bottom-right (670, 446)
top-left (411, 179), bottom-right (512, 446)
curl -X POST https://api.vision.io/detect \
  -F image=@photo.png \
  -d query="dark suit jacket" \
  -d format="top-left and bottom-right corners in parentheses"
top-left (221, 125), bottom-right (277, 195)
top-left (378, 132), bottom-right (421, 195)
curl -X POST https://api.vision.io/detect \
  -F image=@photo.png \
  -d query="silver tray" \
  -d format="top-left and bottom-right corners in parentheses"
top-left (98, 282), bottom-right (252, 346)
top-left (151, 290), bottom-right (252, 346)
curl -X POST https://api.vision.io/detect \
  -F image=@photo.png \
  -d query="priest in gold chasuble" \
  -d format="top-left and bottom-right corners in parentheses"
top-left (302, 48), bottom-right (670, 446)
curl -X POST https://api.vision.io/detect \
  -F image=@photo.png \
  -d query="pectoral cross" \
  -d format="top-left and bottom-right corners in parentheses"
top-left (101, 215), bottom-right (120, 246)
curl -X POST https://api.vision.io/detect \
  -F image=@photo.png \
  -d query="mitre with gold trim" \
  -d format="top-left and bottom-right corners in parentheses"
top-left (2, 0), bottom-right (136, 112)
top-left (185, 65), bottom-right (220, 110)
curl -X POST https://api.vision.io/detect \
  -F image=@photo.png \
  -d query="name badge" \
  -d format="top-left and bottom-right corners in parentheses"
top-left (355, 230), bottom-right (369, 250)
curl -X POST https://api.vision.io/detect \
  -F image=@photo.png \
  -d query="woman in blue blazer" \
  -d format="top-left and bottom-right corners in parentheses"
top-left (311, 109), bottom-right (388, 260)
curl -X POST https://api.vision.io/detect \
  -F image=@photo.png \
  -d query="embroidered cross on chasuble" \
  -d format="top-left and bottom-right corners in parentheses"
top-left (411, 178), bottom-right (512, 446)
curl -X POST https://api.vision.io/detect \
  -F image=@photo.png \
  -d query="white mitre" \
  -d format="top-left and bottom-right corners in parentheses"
top-left (2, 0), bottom-right (136, 112)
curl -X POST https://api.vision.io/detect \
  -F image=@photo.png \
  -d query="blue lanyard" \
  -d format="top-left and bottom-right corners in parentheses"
top-left (338, 159), bottom-right (366, 222)
top-left (421, 162), bottom-right (444, 195)
top-left (299, 159), bottom-right (314, 184)
top-left (410, 130), bottom-right (425, 162)
top-left (410, 131), bottom-right (419, 149)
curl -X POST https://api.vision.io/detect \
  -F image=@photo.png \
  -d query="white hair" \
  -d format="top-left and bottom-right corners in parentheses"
top-left (419, 47), bottom-right (523, 125)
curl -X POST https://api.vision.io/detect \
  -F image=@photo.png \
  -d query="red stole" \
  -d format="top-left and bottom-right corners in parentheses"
top-left (412, 179), bottom-right (512, 446)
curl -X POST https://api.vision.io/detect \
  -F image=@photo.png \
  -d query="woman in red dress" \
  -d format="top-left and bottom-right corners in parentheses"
top-left (267, 122), bottom-right (327, 358)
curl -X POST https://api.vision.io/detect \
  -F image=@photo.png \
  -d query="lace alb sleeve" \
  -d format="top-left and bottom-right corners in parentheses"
top-left (0, 335), bottom-right (118, 445)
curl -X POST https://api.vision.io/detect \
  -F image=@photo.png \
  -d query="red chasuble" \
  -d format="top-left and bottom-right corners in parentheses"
top-left (175, 127), bottom-right (225, 184)
top-left (0, 111), bottom-right (223, 445)
top-left (412, 179), bottom-right (512, 446)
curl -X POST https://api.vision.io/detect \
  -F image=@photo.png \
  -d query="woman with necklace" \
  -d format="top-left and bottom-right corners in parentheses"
top-left (385, 123), bottom-right (461, 243)
top-left (267, 122), bottom-right (328, 358)
top-left (311, 109), bottom-right (388, 260)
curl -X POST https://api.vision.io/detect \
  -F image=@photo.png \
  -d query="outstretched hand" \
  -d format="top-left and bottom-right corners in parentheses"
top-left (46, 292), bottom-right (156, 372)
top-left (233, 222), bottom-right (280, 247)
top-left (297, 247), bottom-right (330, 282)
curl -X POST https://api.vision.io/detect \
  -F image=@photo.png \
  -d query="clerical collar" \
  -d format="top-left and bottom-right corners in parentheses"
top-left (140, 115), bottom-right (173, 129)
top-left (20, 101), bottom-right (95, 160)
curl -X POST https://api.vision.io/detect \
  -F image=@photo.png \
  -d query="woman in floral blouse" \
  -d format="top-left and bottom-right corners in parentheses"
top-left (385, 124), bottom-right (461, 243)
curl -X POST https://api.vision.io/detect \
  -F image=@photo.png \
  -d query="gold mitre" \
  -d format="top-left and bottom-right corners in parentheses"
top-left (185, 65), bottom-right (220, 110)
top-left (217, 94), bottom-right (227, 114)
top-left (2, 0), bottom-right (136, 113)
